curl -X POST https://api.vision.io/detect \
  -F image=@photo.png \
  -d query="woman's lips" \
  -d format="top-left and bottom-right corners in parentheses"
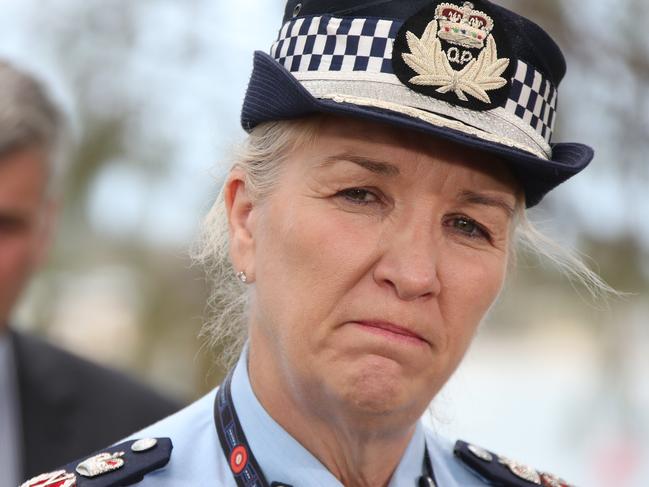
top-left (353, 320), bottom-right (428, 345)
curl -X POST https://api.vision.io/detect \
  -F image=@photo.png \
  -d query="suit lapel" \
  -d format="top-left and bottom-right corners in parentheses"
top-left (11, 329), bottom-right (78, 477)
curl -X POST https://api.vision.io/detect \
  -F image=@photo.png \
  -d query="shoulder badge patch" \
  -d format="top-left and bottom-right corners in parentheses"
top-left (392, 1), bottom-right (514, 111)
top-left (20, 438), bottom-right (172, 487)
top-left (454, 440), bottom-right (574, 486)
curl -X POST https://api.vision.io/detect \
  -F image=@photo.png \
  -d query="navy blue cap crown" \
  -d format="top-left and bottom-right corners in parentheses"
top-left (282, 0), bottom-right (566, 87)
top-left (242, 0), bottom-right (593, 207)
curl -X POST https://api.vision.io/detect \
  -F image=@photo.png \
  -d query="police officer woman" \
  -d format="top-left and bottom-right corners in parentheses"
top-left (22, 1), bottom-right (604, 486)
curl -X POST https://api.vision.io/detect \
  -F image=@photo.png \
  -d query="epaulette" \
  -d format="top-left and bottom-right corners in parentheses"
top-left (454, 440), bottom-right (574, 486)
top-left (20, 438), bottom-right (172, 487)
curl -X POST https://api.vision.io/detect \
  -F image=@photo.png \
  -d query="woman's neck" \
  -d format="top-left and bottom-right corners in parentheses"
top-left (247, 340), bottom-right (419, 487)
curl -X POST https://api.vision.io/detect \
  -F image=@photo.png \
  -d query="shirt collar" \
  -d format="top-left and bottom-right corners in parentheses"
top-left (0, 330), bottom-right (23, 487)
top-left (229, 345), bottom-right (427, 487)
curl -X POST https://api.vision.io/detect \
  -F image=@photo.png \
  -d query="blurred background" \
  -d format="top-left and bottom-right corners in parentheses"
top-left (1, 0), bottom-right (646, 485)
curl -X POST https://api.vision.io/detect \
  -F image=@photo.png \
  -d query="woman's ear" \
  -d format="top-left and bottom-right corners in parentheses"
top-left (225, 168), bottom-right (256, 282)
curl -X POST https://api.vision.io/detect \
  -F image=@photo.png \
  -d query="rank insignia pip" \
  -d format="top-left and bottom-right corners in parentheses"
top-left (498, 455), bottom-right (542, 484)
top-left (393, 0), bottom-right (514, 111)
top-left (20, 470), bottom-right (76, 487)
top-left (468, 443), bottom-right (493, 462)
top-left (131, 437), bottom-right (158, 453)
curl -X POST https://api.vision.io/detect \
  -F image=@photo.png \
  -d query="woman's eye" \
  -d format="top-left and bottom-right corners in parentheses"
top-left (336, 188), bottom-right (380, 205)
top-left (448, 216), bottom-right (491, 241)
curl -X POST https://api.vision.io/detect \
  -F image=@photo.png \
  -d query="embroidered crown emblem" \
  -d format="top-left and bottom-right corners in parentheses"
top-left (75, 451), bottom-right (125, 478)
top-left (436, 2), bottom-right (494, 49)
top-left (401, 1), bottom-right (509, 104)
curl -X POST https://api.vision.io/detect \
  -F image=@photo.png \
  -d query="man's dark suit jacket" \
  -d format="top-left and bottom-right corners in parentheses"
top-left (11, 329), bottom-right (181, 479)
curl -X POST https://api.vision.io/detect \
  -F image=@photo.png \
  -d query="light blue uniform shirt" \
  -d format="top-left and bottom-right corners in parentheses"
top-left (129, 350), bottom-right (482, 486)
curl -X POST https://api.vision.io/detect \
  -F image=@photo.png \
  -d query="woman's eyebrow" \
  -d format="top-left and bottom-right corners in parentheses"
top-left (457, 190), bottom-right (515, 218)
top-left (318, 153), bottom-right (400, 177)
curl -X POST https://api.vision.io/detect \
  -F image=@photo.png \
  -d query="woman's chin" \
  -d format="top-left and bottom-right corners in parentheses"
top-left (335, 354), bottom-right (420, 418)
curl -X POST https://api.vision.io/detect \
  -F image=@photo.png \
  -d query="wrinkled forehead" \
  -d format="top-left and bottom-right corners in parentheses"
top-left (297, 115), bottom-right (520, 194)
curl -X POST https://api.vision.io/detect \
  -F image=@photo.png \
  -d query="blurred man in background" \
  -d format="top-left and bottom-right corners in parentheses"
top-left (0, 60), bottom-right (180, 486)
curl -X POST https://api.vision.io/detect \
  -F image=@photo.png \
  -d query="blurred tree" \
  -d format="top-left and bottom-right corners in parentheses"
top-left (8, 0), bottom-right (648, 403)
top-left (12, 0), bottom-right (216, 399)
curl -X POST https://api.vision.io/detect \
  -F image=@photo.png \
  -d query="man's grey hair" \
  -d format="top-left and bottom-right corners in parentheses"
top-left (0, 60), bottom-right (68, 193)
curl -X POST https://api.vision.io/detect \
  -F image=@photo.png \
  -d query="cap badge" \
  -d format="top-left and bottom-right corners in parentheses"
top-left (393, 1), bottom-right (512, 110)
top-left (75, 451), bottom-right (125, 478)
top-left (19, 470), bottom-right (76, 487)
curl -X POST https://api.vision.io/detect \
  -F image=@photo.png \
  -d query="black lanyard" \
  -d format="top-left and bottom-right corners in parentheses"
top-left (214, 369), bottom-right (439, 487)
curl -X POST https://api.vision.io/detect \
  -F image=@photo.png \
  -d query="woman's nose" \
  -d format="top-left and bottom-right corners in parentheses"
top-left (372, 220), bottom-right (442, 301)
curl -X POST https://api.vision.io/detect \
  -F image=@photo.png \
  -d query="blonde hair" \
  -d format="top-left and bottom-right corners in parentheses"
top-left (192, 118), bottom-right (323, 367)
top-left (193, 117), bottom-right (612, 368)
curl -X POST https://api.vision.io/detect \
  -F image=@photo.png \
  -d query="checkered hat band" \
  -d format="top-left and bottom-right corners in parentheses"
top-left (270, 16), bottom-right (399, 75)
top-left (506, 61), bottom-right (558, 143)
top-left (270, 16), bottom-right (558, 147)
